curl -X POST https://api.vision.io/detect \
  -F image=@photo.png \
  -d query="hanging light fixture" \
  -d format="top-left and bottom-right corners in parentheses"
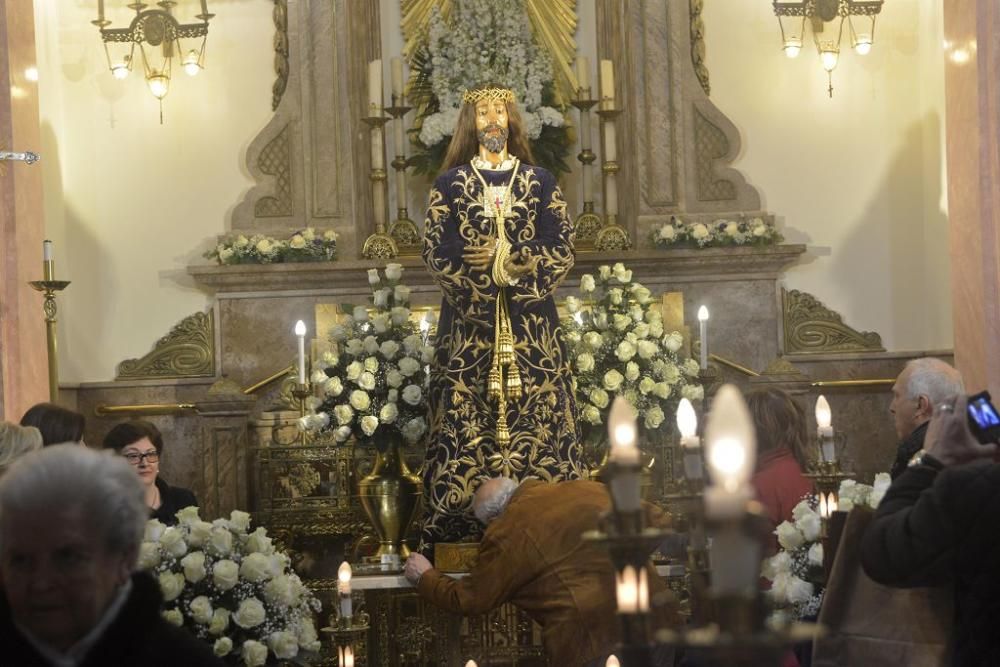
top-left (773, 0), bottom-right (883, 97)
top-left (92, 1), bottom-right (213, 123)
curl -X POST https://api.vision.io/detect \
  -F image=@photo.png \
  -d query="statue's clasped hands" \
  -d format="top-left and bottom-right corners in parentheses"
top-left (463, 237), bottom-right (541, 280)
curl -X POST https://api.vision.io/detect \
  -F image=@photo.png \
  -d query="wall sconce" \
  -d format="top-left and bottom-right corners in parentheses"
top-left (93, 1), bottom-right (213, 122)
top-left (773, 0), bottom-right (883, 97)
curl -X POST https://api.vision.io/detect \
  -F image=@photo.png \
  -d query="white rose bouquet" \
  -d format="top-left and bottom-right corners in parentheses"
top-left (652, 215), bottom-right (782, 249)
top-left (302, 264), bottom-right (432, 449)
top-left (140, 507), bottom-right (322, 666)
top-left (561, 263), bottom-right (700, 447)
top-left (206, 228), bottom-right (339, 265)
top-left (763, 473), bottom-right (891, 625)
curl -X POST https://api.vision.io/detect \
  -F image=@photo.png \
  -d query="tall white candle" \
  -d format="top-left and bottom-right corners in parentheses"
top-left (295, 320), bottom-right (307, 384)
top-left (697, 305), bottom-right (709, 369)
top-left (43, 240), bottom-right (54, 281)
top-left (599, 59), bottom-right (615, 110)
top-left (338, 561), bottom-right (353, 620)
top-left (815, 395), bottom-right (836, 462)
top-left (574, 56), bottom-right (590, 97)
top-left (368, 59), bottom-right (383, 113)
top-left (677, 398), bottom-right (703, 480)
top-left (391, 57), bottom-right (404, 103)
top-left (43, 239), bottom-right (53, 261)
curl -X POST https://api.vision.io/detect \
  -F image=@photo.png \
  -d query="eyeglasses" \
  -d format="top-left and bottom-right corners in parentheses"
top-left (123, 451), bottom-right (159, 465)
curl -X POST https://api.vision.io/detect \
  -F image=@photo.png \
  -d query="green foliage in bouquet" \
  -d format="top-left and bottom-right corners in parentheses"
top-left (205, 228), bottom-right (338, 265)
top-left (652, 216), bottom-right (783, 249)
top-left (560, 263), bottom-right (704, 449)
top-left (300, 264), bottom-right (433, 451)
top-left (139, 507), bottom-right (322, 666)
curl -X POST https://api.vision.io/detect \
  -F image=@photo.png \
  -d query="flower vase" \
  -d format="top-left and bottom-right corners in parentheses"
top-left (357, 437), bottom-right (422, 561)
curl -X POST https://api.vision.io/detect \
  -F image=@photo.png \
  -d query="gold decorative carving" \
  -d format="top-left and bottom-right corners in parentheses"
top-left (116, 311), bottom-right (214, 379)
top-left (435, 542), bottom-right (480, 573)
top-left (595, 220), bottom-right (632, 251)
top-left (362, 233), bottom-right (399, 260)
top-left (388, 217), bottom-right (421, 253)
top-left (689, 0), bottom-right (711, 95)
top-left (693, 106), bottom-right (736, 201)
top-left (255, 123), bottom-right (294, 218)
top-left (783, 288), bottom-right (885, 354)
top-left (574, 209), bottom-right (603, 247)
top-left (271, 0), bottom-right (289, 111)
top-left (762, 357), bottom-right (805, 376)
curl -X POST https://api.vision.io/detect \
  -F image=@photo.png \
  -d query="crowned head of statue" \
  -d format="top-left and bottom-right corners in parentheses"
top-left (441, 83), bottom-right (536, 172)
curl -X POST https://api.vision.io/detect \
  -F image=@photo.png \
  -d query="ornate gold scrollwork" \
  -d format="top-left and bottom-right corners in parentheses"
top-left (116, 311), bottom-right (215, 379)
top-left (689, 0), bottom-right (711, 95)
top-left (783, 288), bottom-right (885, 354)
top-left (271, 0), bottom-right (289, 111)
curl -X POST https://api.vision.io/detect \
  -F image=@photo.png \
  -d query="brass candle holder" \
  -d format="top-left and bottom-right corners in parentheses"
top-left (361, 113), bottom-right (398, 259)
top-left (29, 262), bottom-right (71, 402)
top-left (291, 381), bottom-right (314, 445)
top-left (571, 93), bottom-right (602, 248)
top-left (595, 107), bottom-right (630, 251)
top-left (321, 612), bottom-right (370, 666)
top-left (385, 98), bottom-right (420, 255)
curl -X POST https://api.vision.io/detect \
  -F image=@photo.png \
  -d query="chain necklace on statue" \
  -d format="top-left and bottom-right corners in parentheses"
top-left (470, 157), bottom-right (522, 448)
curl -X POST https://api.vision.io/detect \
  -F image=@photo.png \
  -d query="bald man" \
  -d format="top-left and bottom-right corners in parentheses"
top-left (404, 478), bottom-right (678, 666)
top-left (888, 358), bottom-right (964, 479)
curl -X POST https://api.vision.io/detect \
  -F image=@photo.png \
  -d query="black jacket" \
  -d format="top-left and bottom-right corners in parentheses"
top-left (151, 476), bottom-right (198, 525)
top-left (889, 421), bottom-right (929, 479)
top-left (0, 571), bottom-right (224, 666)
top-left (862, 460), bottom-right (1000, 666)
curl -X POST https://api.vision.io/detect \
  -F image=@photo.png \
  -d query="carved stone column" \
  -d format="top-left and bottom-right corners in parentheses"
top-left (0, 0), bottom-right (48, 419)
top-left (943, 0), bottom-right (1000, 398)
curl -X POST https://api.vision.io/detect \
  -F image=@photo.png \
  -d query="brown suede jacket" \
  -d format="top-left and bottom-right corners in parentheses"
top-left (416, 479), bottom-right (680, 666)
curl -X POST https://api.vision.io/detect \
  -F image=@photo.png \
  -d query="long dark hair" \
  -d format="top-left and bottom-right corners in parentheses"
top-left (19, 402), bottom-right (86, 446)
top-left (745, 388), bottom-right (809, 469)
top-left (440, 86), bottom-right (536, 173)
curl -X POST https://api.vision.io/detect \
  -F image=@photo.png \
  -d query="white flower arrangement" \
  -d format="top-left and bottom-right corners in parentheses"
top-left (206, 228), bottom-right (339, 265)
top-left (561, 263), bottom-right (700, 445)
top-left (409, 0), bottom-right (571, 174)
top-left (302, 264), bottom-right (432, 449)
top-left (140, 507), bottom-right (322, 666)
top-left (763, 473), bottom-right (891, 625)
top-left (652, 216), bottom-right (783, 249)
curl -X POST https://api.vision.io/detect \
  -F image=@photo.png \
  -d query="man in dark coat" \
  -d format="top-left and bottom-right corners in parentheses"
top-left (0, 444), bottom-right (223, 666)
top-left (887, 357), bottom-right (964, 478)
top-left (862, 394), bottom-right (1000, 666)
top-left (404, 478), bottom-right (679, 667)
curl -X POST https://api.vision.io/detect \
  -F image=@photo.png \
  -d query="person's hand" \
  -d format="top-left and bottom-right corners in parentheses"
top-left (463, 238), bottom-right (497, 271)
top-left (503, 249), bottom-right (541, 281)
top-left (925, 394), bottom-right (998, 466)
top-left (404, 553), bottom-right (432, 585)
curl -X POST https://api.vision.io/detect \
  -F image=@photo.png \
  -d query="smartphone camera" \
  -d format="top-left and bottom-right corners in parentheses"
top-left (966, 390), bottom-right (1000, 444)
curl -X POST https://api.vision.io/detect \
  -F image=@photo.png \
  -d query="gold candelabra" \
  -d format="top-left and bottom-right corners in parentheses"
top-left (595, 107), bottom-right (631, 251)
top-left (571, 92), bottom-right (602, 248)
top-left (361, 113), bottom-right (398, 259)
top-left (29, 253), bottom-right (70, 402)
top-left (385, 97), bottom-right (420, 254)
top-left (291, 381), bottom-right (314, 445)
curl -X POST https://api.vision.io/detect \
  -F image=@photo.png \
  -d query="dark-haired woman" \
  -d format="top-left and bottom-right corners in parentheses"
top-left (746, 388), bottom-right (815, 545)
top-left (19, 402), bottom-right (86, 446)
top-left (103, 420), bottom-right (197, 525)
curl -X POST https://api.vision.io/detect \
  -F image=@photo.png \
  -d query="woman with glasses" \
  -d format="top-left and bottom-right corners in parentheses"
top-left (102, 420), bottom-right (197, 525)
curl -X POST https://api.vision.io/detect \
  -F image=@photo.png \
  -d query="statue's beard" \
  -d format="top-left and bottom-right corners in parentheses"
top-left (477, 124), bottom-right (509, 155)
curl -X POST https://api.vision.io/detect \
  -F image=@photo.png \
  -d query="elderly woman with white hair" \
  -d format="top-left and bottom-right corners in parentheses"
top-left (0, 445), bottom-right (223, 666)
top-left (0, 421), bottom-right (43, 476)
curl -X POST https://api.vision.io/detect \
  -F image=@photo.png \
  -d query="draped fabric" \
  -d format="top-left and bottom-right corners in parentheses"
top-left (419, 163), bottom-right (583, 552)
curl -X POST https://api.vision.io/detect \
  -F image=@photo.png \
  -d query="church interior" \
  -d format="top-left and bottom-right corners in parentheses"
top-left (1, 0), bottom-right (998, 665)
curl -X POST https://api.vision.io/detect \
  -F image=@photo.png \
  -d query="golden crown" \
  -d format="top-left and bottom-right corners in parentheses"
top-left (462, 86), bottom-right (516, 105)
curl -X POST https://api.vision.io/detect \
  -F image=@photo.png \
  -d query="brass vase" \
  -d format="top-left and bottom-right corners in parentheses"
top-left (357, 437), bottom-right (422, 559)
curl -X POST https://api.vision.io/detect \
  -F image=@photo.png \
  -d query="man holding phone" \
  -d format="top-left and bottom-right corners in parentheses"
top-left (862, 393), bottom-right (1000, 665)
top-left (887, 357), bottom-right (965, 479)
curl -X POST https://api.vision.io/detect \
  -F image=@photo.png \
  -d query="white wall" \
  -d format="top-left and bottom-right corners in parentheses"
top-left (34, 0), bottom-right (274, 382)
top-left (702, 0), bottom-right (951, 351)
top-left (34, 1), bottom-right (949, 383)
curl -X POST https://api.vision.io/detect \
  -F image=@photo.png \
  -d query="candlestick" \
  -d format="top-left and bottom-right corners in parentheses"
top-left (295, 320), bottom-right (307, 384)
top-left (599, 59), bottom-right (615, 110)
top-left (575, 56), bottom-right (590, 97)
top-left (368, 59), bottom-right (383, 114)
top-left (697, 305), bottom-right (709, 369)
top-left (677, 398), bottom-right (704, 481)
top-left (29, 250), bottom-right (71, 402)
top-left (815, 394), bottom-right (834, 439)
